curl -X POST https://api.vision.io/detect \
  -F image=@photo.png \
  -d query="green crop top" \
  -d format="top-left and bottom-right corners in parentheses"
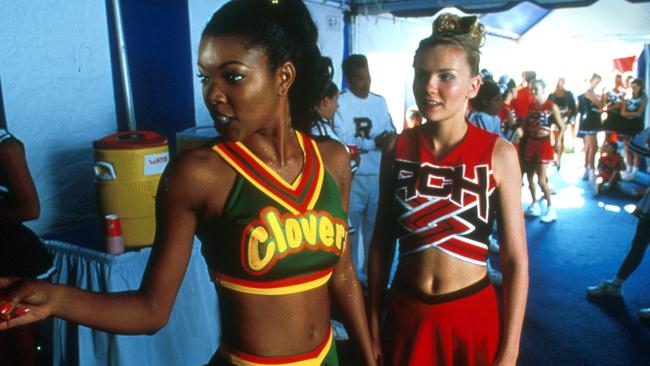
top-left (206, 132), bottom-right (348, 295)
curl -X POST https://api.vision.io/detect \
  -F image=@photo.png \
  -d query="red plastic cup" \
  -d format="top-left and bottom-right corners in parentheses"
top-left (105, 214), bottom-right (125, 255)
top-left (347, 144), bottom-right (360, 156)
top-left (105, 214), bottom-right (122, 237)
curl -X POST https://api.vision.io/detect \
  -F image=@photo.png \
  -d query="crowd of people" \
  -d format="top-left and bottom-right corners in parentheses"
top-left (0, 0), bottom-right (648, 365)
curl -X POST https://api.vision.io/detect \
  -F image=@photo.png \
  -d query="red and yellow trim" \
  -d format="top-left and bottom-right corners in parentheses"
top-left (220, 327), bottom-right (333, 366)
top-left (212, 132), bottom-right (324, 215)
top-left (212, 267), bottom-right (334, 296)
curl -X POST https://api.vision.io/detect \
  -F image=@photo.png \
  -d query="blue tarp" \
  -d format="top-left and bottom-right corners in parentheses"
top-left (350, 0), bottom-right (650, 38)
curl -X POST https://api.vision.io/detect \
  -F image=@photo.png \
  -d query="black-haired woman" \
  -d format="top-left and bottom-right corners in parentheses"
top-left (620, 78), bottom-right (647, 181)
top-left (0, 1), bottom-right (375, 365)
top-left (548, 77), bottom-right (576, 163)
top-left (468, 79), bottom-right (503, 136)
top-left (0, 128), bottom-right (54, 366)
top-left (368, 14), bottom-right (528, 366)
top-left (601, 72), bottom-right (625, 140)
top-left (577, 74), bottom-right (603, 181)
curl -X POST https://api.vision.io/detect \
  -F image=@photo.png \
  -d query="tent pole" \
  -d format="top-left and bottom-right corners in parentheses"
top-left (0, 77), bottom-right (6, 130)
top-left (645, 44), bottom-right (649, 129)
top-left (110, 0), bottom-right (136, 131)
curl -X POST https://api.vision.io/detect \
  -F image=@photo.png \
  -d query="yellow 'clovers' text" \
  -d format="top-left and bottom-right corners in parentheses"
top-left (242, 207), bottom-right (347, 274)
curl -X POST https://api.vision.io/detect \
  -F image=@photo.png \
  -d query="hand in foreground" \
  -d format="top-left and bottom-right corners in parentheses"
top-left (372, 337), bottom-right (383, 366)
top-left (369, 318), bottom-right (384, 366)
top-left (0, 277), bottom-right (52, 330)
top-left (374, 131), bottom-right (395, 150)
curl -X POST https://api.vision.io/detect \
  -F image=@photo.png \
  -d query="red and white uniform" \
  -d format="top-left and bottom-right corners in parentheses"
top-left (524, 100), bottom-right (554, 137)
top-left (523, 100), bottom-right (554, 163)
top-left (392, 122), bottom-right (498, 266)
top-left (384, 122), bottom-right (501, 365)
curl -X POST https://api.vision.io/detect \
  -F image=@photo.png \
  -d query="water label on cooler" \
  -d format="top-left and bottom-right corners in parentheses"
top-left (143, 152), bottom-right (169, 176)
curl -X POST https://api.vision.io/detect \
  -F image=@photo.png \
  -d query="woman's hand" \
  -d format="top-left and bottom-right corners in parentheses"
top-left (0, 277), bottom-right (54, 330)
top-left (369, 315), bottom-right (384, 366)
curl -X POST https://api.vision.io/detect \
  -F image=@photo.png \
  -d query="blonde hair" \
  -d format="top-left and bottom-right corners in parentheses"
top-left (414, 13), bottom-right (485, 76)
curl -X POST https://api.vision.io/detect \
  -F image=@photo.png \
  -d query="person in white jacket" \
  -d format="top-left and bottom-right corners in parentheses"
top-left (333, 54), bottom-right (395, 285)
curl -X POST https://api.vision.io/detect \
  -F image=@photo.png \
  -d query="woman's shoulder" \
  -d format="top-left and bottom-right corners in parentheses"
top-left (312, 137), bottom-right (351, 193)
top-left (491, 138), bottom-right (519, 183)
top-left (314, 137), bottom-right (348, 166)
top-left (167, 144), bottom-right (236, 189)
top-left (157, 144), bottom-right (237, 217)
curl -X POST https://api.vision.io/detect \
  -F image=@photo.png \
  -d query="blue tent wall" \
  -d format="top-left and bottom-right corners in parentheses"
top-left (0, 78), bottom-right (5, 130)
top-left (109, 0), bottom-right (195, 153)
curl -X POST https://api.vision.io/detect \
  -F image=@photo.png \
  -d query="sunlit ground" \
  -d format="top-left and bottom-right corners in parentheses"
top-left (521, 139), bottom-right (643, 216)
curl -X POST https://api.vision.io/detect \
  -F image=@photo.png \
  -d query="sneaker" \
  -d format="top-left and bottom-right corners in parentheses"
top-left (639, 308), bottom-right (650, 322)
top-left (582, 169), bottom-right (591, 181)
top-left (621, 170), bottom-right (636, 181)
top-left (589, 169), bottom-right (596, 182)
top-left (540, 205), bottom-right (557, 223)
top-left (602, 182), bottom-right (614, 193)
top-left (525, 202), bottom-right (541, 217)
top-left (589, 177), bottom-right (600, 196)
top-left (586, 280), bottom-right (622, 298)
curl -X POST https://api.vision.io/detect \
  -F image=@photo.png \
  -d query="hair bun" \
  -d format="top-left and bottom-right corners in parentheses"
top-left (434, 14), bottom-right (485, 42)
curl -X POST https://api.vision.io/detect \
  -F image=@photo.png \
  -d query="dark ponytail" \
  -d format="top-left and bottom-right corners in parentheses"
top-left (202, 0), bottom-right (332, 133)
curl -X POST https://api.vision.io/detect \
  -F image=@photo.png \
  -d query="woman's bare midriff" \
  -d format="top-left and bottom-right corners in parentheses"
top-left (217, 284), bottom-right (332, 357)
top-left (393, 248), bottom-right (487, 297)
top-left (529, 131), bottom-right (551, 139)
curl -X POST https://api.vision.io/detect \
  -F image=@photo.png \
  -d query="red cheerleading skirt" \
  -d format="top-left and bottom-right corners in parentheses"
top-left (523, 136), bottom-right (554, 164)
top-left (383, 276), bottom-right (501, 366)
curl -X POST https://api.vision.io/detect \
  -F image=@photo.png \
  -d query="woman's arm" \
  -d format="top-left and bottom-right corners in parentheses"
top-left (0, 140), bottom-right (39, 221)
top-left (367, 135), bottom-right (398, 365)
top-left (322, 141), bottom-right (376, 366)
top-left (329, 243), bottom-right (375, 366)
top-left (491, 139), bottom-right (529, 365)
top-left (602, 92), bottom-right (622, 111)
top-left (506, 108), bottom-right (518, 130)
top-left (0, 152), bottom-right (209, 333)
top-left (551, 103), bottom-right (566, 154)
top-left (567, 91), bottom-right (577, 121)
top-left (621, 95), bottom-right (647, 118)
